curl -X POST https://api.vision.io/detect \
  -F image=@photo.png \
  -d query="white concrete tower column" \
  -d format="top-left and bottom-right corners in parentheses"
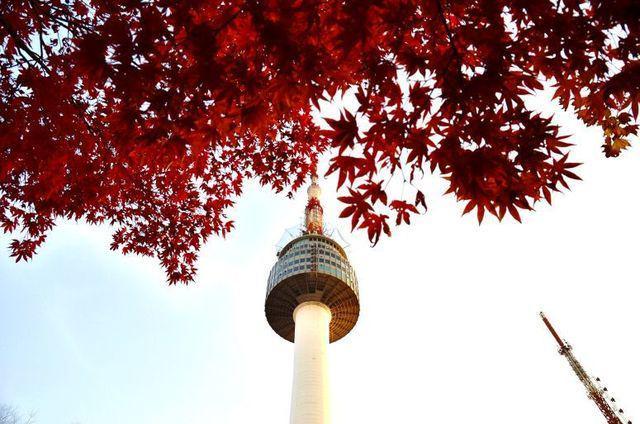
top-left (290, 301), bottom-right (332, 424)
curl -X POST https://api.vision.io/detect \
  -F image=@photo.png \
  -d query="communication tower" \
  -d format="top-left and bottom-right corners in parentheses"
top-left (265, 177), bottom-right (360, 424)
top-left (540, 312), bottom-right (632, 424)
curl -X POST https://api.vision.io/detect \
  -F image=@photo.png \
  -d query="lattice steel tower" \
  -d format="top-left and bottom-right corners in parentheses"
top-left (265, 177), bottom-right (360, 424)
top-left (540, 312), bottom-right (632, 424)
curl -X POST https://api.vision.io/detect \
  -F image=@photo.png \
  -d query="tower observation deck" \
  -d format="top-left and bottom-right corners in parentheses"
top-left (265, 176), bottom-right (360, 423)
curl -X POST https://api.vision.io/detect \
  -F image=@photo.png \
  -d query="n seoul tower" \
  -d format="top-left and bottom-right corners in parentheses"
top-left (265, 176), bottom-right (360, 424)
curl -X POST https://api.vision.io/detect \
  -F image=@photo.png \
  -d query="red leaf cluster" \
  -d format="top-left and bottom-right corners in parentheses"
top-left (1, 0), bottom-right (638, 282)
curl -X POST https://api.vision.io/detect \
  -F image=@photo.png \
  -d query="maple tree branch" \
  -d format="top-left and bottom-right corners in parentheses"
top-left (0, 0), bottom-right (626, 281)
top-left (73, 100), bottom-right (97, 133)
top-left (44, 2), bottom-right (94, 34)
top-left (435, 0), bottom-right (463, 71)
top-left (0, 14), bottom-right (50, 73)
top-left (26, 0), bottom-right (47, 59)
top-left (211, 8), bottom-right (243, 37)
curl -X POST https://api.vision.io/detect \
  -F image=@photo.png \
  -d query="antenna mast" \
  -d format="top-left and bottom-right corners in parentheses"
top-left (305, 175), bottom-right (324, 235)
top-left (540, 312), bottom-right (632, 424)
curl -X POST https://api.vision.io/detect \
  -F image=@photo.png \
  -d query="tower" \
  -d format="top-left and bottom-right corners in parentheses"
top-left (540, 312), bottom-right (632, 424)
top-left (265, 177), bottom-right (360, 424)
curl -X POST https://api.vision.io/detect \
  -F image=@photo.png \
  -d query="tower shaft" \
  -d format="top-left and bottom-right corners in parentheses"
top-left (291, 302), bottom-right (332, 424)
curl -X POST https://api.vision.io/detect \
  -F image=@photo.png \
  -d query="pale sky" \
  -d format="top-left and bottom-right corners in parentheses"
top-left (1, 91), bottom-right (639, 423)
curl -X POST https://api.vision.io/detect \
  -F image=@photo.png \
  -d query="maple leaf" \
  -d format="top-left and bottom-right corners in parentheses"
top-left (414, 190), bottom-right (427, 211)
top-left (358, 213), bottom-right (391, 246)
top-left (322, 110), bottom-right (360, 153)
top-left (338, 189), bottom-right (373, 230)
top-left (358, 181), bottom-right (387, 206)
top-left (326, 155), bottom-right (372, 188)
top-left (603, 138), bottom-right (631, 158)
top-left (389, 200), bottom-right (419, 225)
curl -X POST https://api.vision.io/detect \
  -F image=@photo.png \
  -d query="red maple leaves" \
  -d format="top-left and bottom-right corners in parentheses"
top-left (1, 0), bottom-right (639, 282)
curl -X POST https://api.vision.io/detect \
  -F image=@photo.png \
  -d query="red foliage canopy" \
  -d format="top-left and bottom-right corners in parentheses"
top-left (1, 0), bottom-right (638, 283)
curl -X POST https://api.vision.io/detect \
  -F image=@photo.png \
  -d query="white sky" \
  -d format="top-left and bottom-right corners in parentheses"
top-left (1, 92), bottom-right (639, 423)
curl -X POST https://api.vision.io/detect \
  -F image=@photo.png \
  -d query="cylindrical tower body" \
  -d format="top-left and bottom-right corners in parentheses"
top-left (290, 302), bottom-right (332, 424)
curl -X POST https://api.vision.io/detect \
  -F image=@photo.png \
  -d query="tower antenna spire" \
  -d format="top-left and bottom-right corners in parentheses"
top-left (305, 174), bottom-right (324, 235)
top-left (540, 312), bottom-right (632, 424)
top-left (540, 311), bottom-right (568, 349)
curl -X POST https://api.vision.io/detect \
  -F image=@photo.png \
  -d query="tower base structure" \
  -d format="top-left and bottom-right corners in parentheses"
top-left (290, 302), bottom-right (332, 424)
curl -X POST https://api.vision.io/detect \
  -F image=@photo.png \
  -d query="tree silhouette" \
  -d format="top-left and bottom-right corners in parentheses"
top-left (0, 404), bottom-right (35, 424)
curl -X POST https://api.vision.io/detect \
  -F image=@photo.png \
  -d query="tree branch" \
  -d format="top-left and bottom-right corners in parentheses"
top-left (0, 14), bottom-right (50, 73)
top-left (211, 7), bottom-right (243, 37)
top-left (435, 0), bottom-right (463, 70)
